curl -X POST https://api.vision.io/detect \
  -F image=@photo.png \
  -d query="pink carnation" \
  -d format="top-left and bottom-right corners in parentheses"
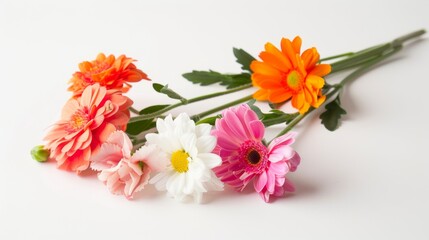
top-left (91, 131), bottom-right (166, 199)
top-left (212, 104), bottom-right (301, 202)
top-left (44, 83), bottom-right (132, 172)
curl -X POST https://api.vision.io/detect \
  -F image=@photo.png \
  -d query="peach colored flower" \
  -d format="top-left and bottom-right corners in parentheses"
top-left (68, 53), bottom-right (149, 96)
top-left (250, 36), bottom-right (331, 114)
top-left (44, 83), bottom-right (132, 172)
top-left (91, 131), bottom-right (166, 199)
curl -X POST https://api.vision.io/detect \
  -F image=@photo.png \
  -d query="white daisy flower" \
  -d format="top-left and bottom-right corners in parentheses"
top-left (146, 113), bottom-right (223, 203)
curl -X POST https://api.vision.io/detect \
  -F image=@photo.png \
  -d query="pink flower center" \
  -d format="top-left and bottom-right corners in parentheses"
top-left (68, 110), bottom-right (89, 132)
top-left (238, 140), bottom-right (268, 174)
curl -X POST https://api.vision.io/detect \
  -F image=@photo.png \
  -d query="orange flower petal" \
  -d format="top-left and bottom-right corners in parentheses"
top-left (259, 52), bottom-right (290, 72)
top-left (264, 43), bottom-right (293, 70)
top-left (301, 48), bottom-right (320, 69)
top-left (291, 93), bottom-right (305, 110)
top-left (250, 61), bottom-right (281, 77)
top-left (309, 64), bottom-right (331, 77)
top-left (253, 89), bottom-right (270, 100)
top-left (252, 73), bottom-right (283, 88)
top-left (268, 89), bottom-right (292, 103)
top-left (292, 36), bottom-right (302, 53)
top-left (306, 75), bottom-right (325, 89)
top-left (281, 38), bottom-right (298, 68)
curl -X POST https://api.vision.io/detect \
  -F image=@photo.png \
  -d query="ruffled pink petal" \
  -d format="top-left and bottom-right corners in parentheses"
top-left (90, 142), bottom-right (123, 170)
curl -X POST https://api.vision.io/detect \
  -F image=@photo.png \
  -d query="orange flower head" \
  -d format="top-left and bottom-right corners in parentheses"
top-left (44, 83), bottom-right (133, 172)
top-left (68, 53), bottom-right (150, 96)
top-left (250, 36), bottom-right (331, 114)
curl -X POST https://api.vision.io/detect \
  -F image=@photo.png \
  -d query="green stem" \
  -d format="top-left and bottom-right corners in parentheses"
top-left (329, 29), bottom-right (425, 74)
top-left (129, 83), bottom-right (252, 123)
top-left (129, 107), bottom-right (139, 115)
top-left (191, 94), bottom-right (254, 121)
top-left (319, 52), bottom-right (354, 62)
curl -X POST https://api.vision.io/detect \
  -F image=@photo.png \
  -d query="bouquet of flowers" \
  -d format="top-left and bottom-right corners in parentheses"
top-left (32, 29), bottom-right (425, 203)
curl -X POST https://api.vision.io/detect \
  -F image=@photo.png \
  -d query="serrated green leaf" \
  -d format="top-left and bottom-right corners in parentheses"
top-left (139, 104), bottom-right (169, 115)
top-left (182, 70), bottom-right (229, 86)
top-left (182, 71), bottom-right (251, 89)
top-left (233, 48), bottom-right (256, 72)
top-left (319, 96), bottom-right (347, 131)
top-left (126, 119), bottom-right (156, 135)
top-left (225, 73), bottom-right (252, 89)
top-left (262, 111), bottom-right (299, 127)
top-left (196, 115), bottom-right (221, 125)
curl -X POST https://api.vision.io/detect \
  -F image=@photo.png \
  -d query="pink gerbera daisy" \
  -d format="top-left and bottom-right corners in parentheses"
top-left (44, 83), bottom-right (132, 172)
top-left (212, 104), bottom-right (301, 202)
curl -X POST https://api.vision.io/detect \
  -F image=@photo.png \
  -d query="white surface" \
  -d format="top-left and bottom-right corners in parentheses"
top-left (1, 0), bottom-right (428, 239)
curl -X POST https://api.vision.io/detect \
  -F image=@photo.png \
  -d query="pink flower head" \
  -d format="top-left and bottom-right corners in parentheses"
top-left (44, 83), bottom-right (132, 172)
top-left (91, 131), bottom-right (166, 199)
top-left (212, 104), bottom-right (301, 202)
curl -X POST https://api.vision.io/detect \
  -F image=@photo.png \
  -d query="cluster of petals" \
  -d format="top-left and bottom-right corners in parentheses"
top-left (250, 36), bottom-right (331, 114)
top-left (68, 53), bottom-right (149, 96)
top-left (91, 131), bottom-right (165, 199)
top-left (44, 83), bottom-right (132, 172)
top-left (212, 104), bottom-right (301, 202)
top-left (146, 113), bottom-right (223, 203)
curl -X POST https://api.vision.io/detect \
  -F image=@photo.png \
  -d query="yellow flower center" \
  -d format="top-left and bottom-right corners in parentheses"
top-left (286, 70), bottom-right (302, 90)
top-left (171, 150), bottom-right (189, 173)
top-left (69, 110), bottom-right (89, 131)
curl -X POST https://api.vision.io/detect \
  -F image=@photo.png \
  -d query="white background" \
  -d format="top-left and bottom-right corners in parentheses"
top-left (1, 0), bottom-right (428, 239)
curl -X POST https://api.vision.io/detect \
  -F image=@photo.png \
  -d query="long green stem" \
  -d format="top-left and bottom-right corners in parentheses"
top-left (129, 83), bottom-right (252, 123)
top-left (329, 29), bottom-right (425, 74)
top-left (191, 94), bottom-right (254, 121)
top-left (319, 52), bottom-right (354, 62)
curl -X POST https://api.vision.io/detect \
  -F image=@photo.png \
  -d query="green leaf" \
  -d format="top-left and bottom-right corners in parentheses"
top-left (226, 73), bottom-right (251, 89)
top-left (139, 104), bottom-right (169, 115)
top-left (319, 96), bottom-right (347, 131)
top-left (233, 48), bottom-right (256, 72)
top-left (182, 70), bottom-right (228, 86)
top-left (196, 115), bottom-right (221, 125)
top-left (126, 119), bottom-right (156, 135)
top-left (152, 83), bottom-right (187, 103)
top-left (262, 111), bottom-right (299, 127)
top-left (152, 83), bottom-right (164, 92)
top-left (182, 71), bottom-right (251, 89)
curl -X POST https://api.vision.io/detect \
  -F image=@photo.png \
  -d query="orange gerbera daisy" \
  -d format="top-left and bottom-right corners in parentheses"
top-left (44, 84), bottom-right (132, 172)
top-left (68, 53), bottom-right (150, 96)
top-left (250, 36), bottom-right (331, 114)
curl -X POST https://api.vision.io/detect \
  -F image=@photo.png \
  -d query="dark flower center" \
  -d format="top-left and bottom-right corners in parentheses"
top-left (247, 149), bottom-right (261, 165)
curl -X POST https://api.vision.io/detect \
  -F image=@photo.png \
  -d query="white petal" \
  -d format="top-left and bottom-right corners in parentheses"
top-left (180, 133), bottom-right (197, 157)
top-left (195, 124), bottom-right (211, 138)
top-left (183, 173), bottom-right (195, 194)
top-left (196, 135), bottom-right (216, 153)
top-left (197, 153), bottom-right (222, 169)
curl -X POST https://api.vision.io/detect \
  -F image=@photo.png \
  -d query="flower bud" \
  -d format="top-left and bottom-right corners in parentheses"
top-left (31, 145), bottom-right (50, 162)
